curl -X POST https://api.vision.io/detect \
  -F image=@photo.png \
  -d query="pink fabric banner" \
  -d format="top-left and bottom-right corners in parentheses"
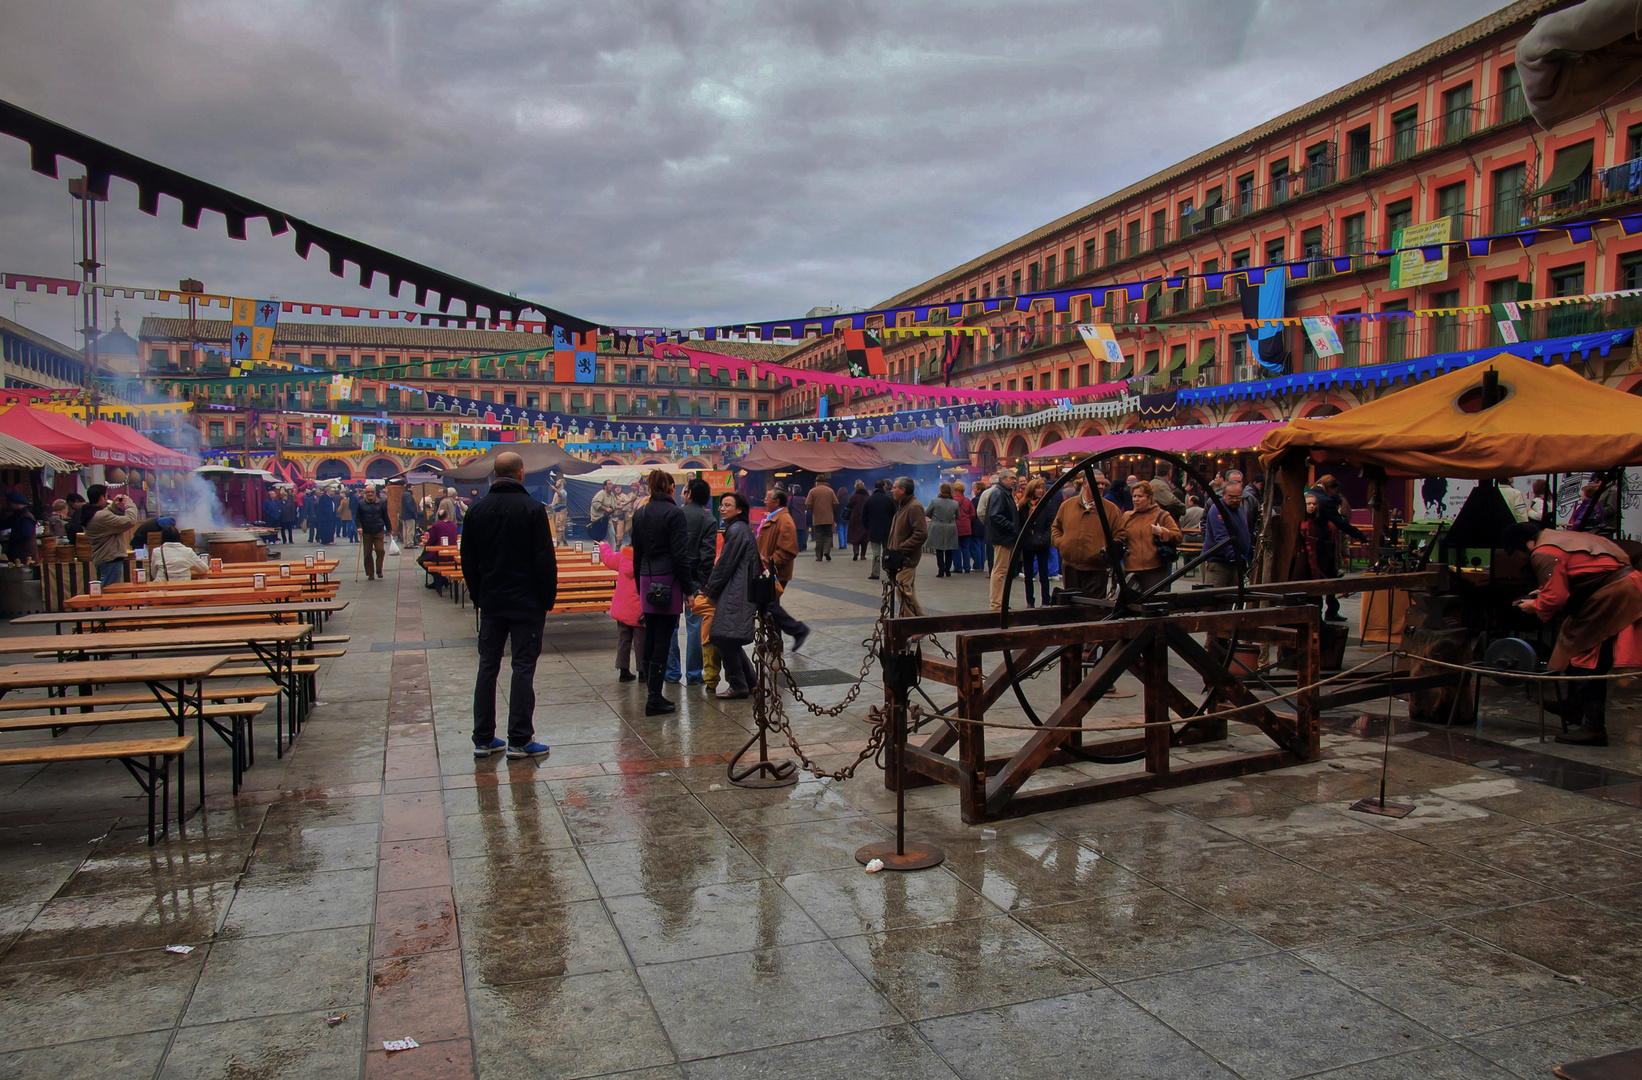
top-left (668, 345), bottom-right (1127, 407)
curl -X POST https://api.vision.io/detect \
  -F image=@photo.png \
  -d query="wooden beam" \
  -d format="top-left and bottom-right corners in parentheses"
top-left (988, 749), bottom-right (1303, 819)
top-left (1163, 622), bottom-right (1299, 750)
top-left (982, 630), bottom-right (1153, 817)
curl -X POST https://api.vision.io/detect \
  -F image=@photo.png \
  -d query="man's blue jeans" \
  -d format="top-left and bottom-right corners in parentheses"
top-left (96, 560), bottom-right (124, 587)
top-left (665, 609), bottom-right (704, 683)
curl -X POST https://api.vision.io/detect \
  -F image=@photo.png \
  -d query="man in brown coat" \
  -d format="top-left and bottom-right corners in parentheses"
top-left (806, 475), bottom-right (839, 562)
top-left (1052, 480), bottom-right (1124, 596)
top-left (756, 488), bottom-right (811, 651)
top-left (885, 476), bottom-right (929, 617)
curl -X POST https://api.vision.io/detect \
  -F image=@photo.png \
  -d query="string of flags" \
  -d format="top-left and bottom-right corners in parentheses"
top-left (10, 201), bottom-right (1642, 352)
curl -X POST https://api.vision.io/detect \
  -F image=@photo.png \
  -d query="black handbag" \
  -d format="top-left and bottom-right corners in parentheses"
top-left (750, 562), bottom-right (780, 608)
top-left (646, 581), bottom-right (674, 608)
top-left (1154, 540), bottom-right (1178, 563)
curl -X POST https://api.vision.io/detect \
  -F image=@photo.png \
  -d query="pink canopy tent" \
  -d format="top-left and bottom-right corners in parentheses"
top-left (88, 421), bottom-right (193, 470)
top-left (1029, 421), bottom-right (1289, 459)
top-left (0, 405), bottom-right (130, 465)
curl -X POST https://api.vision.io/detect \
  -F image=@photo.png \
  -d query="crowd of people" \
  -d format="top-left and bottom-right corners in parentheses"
top-left (430, 453), bottom-right (1642, 761)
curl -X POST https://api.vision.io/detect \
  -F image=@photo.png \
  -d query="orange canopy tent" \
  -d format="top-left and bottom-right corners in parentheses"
top-left (1258, 353), bottom-right (1642, 478)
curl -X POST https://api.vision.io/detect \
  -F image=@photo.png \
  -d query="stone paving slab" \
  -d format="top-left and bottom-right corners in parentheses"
top-left (0, 545), bottom-right (1641, 1077)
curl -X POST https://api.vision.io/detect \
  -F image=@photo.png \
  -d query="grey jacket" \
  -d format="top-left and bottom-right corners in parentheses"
top-left (925, 496), bottom-right (959, 551)
top-left (706, 517), bottom-right (758, 645)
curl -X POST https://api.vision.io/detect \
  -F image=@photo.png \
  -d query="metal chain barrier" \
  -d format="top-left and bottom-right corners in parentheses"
top-left (768, 577), bottom-right (894, 717)
top-left (751, 603), bottom-right (887, 781)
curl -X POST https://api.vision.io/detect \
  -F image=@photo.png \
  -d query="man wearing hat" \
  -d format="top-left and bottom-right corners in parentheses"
top-left (3, 493), bottom-right (37, 565)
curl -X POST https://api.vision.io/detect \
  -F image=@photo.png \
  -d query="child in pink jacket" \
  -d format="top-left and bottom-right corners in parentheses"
top-left (600, 541), bottom-right (646, 682)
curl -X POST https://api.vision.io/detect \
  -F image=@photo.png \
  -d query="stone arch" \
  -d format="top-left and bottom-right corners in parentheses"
top-left (1078, 421), bottom-right (1105, 438)
top-left (1005, 435), bottom-right (1031, 460)
top-left (1298, 402), bottom-right (1342, 419)
top-left (975, 438), bottom-right (999, 473)
top-left (313, 458), bottom-right (352, 482)
top-left (364, 457), bottom-right (402, 480)
top-left (1037, 427), bottom-right (1064, 451)
top-left (680, 458), bottom-right (711, 470)
top-left (1230, 405), bottom-right (1275, 424)
top-left (412, 457), bottom-right (447, 472)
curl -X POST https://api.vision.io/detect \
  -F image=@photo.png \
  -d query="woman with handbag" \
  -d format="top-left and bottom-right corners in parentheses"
top-left (629, 470), bottom-right (692, 715)
top-left (1119, 481), bottom-right (1182, 594)
top-left (705, 491), bottom-right (759, 700)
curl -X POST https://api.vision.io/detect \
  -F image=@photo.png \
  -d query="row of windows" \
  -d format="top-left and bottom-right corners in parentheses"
top-left (196, 385), bottom-right (770, 421)
top-left (147, 344), bottom-right (769, 389)
top-left (933, 66), bottom-right (1533, 309)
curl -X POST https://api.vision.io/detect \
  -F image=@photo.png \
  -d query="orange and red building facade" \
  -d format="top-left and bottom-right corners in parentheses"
top-left (775, 0), bottom-right (1642, 470)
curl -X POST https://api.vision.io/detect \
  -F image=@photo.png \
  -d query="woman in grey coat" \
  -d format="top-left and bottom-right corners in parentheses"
top-left (926, 482), bottom-right (961, 578)
top-left (706, 490), bottom-right (759, 699)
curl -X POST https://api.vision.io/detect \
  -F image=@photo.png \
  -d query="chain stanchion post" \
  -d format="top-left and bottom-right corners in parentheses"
top-left (728, 610), bottom-right (798, 789)
top-left (856, 645), bottom-right (944, 871)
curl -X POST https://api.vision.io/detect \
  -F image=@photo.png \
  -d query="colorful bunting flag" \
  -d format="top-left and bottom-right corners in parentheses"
top-left (843, 329), bottom-right (886, 377)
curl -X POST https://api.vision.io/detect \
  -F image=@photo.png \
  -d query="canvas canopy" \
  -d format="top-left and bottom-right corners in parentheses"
top-left (735, 439), bottom-right (895, 472)
top-left (440, 442), bottom-right (597, 481)
top-left (1258, 353), bottom-right (1642, 478)
top-left (867, 442), bottom-right (943, 466)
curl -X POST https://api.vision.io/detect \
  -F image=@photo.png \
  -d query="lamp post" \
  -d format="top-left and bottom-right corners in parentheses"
top-left (69, 176), bottom-right (106, 421)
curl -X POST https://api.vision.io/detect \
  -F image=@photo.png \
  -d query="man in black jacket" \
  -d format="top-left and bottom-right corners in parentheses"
top-left (355, 486), bottom-right (391, 580)
top-left (861, 480), bottom-right (898, 581)
top-left (666, 478), bottom-right (716, 685)
top-left (461, 452), bottom-right (558, 759)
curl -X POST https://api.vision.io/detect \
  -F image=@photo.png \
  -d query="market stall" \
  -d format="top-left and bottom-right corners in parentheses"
top-left (1257, 354), bottom-right (1642, 720)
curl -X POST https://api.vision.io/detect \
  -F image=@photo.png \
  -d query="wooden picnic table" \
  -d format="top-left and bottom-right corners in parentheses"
top-left (0, 623), bottom-right (316, 763)
top-left (11, 600), bottom-right (348, 632)
top-left (0, 655), bottom-right (228, 809)
top-left (116, 565), bottom-right (339, 590)
top-left (65, 585), bottom-right (308, 609)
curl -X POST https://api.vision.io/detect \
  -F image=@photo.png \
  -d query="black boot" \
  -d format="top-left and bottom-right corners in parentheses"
top-left (618, 668), bottom-right (636, 683)
top-left (645, 669), bottom-right (675, 715)
top-left (1557, 701), bottom-right (1608, 746)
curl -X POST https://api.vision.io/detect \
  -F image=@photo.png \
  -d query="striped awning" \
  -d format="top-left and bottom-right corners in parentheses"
top-left (0, 431), bottom-right (75, 471)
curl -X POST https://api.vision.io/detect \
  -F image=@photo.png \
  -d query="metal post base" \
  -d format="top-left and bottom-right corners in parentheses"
top-left (855, 840), bottom-right (946, 871)
top-left (726, 728), bottom-right (798, 788)
top-left (728, 757), bottom-right (799, 788)
top-left (1348, 797), bottom-right (1414, 818)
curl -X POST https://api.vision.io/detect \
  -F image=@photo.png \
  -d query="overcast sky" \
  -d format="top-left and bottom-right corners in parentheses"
top-left (0, 0), bottom-right (1509, 347)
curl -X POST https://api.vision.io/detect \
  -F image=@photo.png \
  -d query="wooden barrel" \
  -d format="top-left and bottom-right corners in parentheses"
top-left (208, 538), bottom-right (265, 564)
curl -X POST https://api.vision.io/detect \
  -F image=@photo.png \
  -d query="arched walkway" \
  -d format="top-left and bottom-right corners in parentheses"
top-left (364, 457), bottom-right (402, 480)
top-left (314, 458), bottom-right (352, 482)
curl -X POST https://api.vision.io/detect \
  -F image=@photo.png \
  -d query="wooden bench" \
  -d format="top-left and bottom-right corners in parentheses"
top-left (0, 737), bottom-right (193, 843)
top-left (0, 701), bottom-right (265, 797)
top-left (0, 685), bottom-right (282, 713)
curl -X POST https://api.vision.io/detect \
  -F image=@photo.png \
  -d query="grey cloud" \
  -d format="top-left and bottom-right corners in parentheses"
top-left (0, 0), bottom-right (1505, 347)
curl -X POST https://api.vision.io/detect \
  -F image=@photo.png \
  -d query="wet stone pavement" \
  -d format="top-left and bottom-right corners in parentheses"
top-left (1, 543), bottom-right (1641, 1078)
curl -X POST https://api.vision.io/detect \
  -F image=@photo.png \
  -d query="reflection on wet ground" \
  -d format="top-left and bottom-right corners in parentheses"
top-left (0, 551), bottom-right (1639, 1078)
